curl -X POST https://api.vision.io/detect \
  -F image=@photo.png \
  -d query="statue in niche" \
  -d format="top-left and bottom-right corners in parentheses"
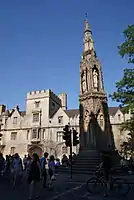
top-left (81, 70), bottom-right (88, 93)
top-left (93, 68), bottom-right (99, 89)
top-left (84, 109), bottom-right (90, 131)
top-left (97, 113), bottom-right (104, 130)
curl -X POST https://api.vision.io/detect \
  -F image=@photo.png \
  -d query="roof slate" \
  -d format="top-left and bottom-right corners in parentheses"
top-left (64, 107), bottom-right (122, 118)
top-left (64, 109), bottom-right (79, 118)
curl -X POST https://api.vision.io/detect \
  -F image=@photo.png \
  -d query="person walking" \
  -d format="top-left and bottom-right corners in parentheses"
top-left (28, 153), bottom-right (41, 200)
top-left (48, 155), bottom-right (55, 188)
top-left (101, 151), bottom-right (112, 197)
top-left (11, 153), bottom-right (23, 187)
top-left (23, 155), bottom-right (27, 170)
top-left (0, 153), bottom-right (5, 177)
top-left (40, 152), bottom-right (48, 188)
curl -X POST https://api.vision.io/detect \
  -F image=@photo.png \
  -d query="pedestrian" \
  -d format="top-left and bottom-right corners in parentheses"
top-left (101, 151), bottom-right (112, 197)
top-left (11, 153), bottom-right (23, 186)
top-left (0, 153), bottom-right (5, 177)
top-left (5, 155), bottom-right (10, 178)
top-left (48, 155), bottom-right (55, 188)
top-left (28, 153), bottom-right (41, 200)
top-left (40, 152), bottom-right (48, 188)
top-left (23, 155), bottom-right (27, 170)
top-left (24, 154), bottom-right (31, 180)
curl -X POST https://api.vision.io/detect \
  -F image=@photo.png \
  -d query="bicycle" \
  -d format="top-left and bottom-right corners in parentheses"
top-left (86, 169), bottom-right (130, 197)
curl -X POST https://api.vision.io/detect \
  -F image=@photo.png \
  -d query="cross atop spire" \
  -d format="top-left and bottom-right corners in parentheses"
top-left (83, 15), bottom-right (94, 53)
top-left (85, 12), bottom-right (88, 20)
top-left (84, 13), bottom-right (92, 33)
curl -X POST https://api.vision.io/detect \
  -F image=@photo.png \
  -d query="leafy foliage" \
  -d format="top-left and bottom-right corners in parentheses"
top-left (110, 68), bottom-right (134, 113)
top-left (118, 25), bottom-right (134, 64)
top-left (110, 25), bottom-right (134, 157)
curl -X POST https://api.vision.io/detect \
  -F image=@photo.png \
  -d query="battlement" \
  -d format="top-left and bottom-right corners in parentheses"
top-left (27, 89), bottom-right (49, 100)
top-left (27, 89), bottom-right (61, 105)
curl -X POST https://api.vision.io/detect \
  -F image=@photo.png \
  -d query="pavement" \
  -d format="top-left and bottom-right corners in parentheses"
top-left (0, 172), bottom-right (134, 200)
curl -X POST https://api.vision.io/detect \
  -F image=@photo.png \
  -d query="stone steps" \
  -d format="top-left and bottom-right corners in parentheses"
top-left (59, 150), bottom-right (101, 174)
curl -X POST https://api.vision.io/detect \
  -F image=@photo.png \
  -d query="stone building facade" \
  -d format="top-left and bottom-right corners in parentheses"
top-left (0, 90), bottom-right (79, 159)
top-left (0, 95), bottom-right (131, 159)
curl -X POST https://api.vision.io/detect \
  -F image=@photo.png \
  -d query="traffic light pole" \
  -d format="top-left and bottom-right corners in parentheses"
top-left (70, 135), bottom-right (72, 179)
top-left (70, 128), bottom-right (73, 179)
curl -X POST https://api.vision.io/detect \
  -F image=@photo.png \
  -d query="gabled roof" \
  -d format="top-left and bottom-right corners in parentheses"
top-left (108, 107), bottom-right (120, 116)
top-left (8, 109), bottom-right (26, 117)
top-left (65, 109), bottom-right (79, 118)
top-left (20, 111), bottom-right (26, 117)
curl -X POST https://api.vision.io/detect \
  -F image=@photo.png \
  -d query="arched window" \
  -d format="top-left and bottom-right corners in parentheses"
top-left (100, 115), bottom-right (104, 127)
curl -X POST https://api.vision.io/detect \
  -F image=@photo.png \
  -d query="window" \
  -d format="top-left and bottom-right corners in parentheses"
top-left (58, 116), bottom-right (63, 124)
top-left (118, 114), bottom-right (121, 120)
top-left (27, 130), bottom-right (29, 140)
top-left (5, 118), bottom-right (7, 125)
top-left (13, 117), bottom-right (17, 124)
top-left (43, 129), bottom-right (45, 139)
top-left (11, 132), bottom-right (17, 140)
top-left (35, 101), bottom-right (40, 108)
top-left (32, 129), bottom-right (37, 139)
top-left (100, 115), bottom-right (104, 127)
top-left (33, 113), bottom-right (39, 122)
top-left (57, 131), bottom-right (63, 142)
top-left (10, 147), bottom-right (15, 155)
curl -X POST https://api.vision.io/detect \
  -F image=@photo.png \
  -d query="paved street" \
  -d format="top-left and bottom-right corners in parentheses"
top-left (0, 173), bottom-right (134, 200)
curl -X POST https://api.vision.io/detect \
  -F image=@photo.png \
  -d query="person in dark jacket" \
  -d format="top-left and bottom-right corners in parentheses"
top-left (28, 153), bottom-right (41, 200)
top-left (0, 153), bottom-right (5, 177)
top-left (40, 152), bottom-right (48, 188)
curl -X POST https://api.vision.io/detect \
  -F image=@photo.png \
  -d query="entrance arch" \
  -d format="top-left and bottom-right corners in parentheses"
top-left (28, 145), bottom-right (43, 158)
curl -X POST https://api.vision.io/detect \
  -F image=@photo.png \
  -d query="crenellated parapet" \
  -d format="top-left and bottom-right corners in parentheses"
top-left (27, 89), bottom-right (62, 105)
top-left (27, 89), bottom-right (48, 100)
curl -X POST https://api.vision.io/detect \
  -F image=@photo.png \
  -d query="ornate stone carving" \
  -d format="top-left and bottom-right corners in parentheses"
top-left (93, 69), bottom-right (99, 89)
top-left (79, 18), bottom-right (112, 150)
top-left (81, 70), bottom-right (88, 93)
top-left (83, 109), bottom-right (90, 131)
top-left (94, 99), bottom-right (102, 114)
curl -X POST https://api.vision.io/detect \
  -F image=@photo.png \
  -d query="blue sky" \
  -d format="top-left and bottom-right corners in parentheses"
top-left (0, 0), bottom-right (133, 110)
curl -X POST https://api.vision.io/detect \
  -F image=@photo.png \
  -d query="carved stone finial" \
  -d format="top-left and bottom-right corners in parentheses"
top-left (85, 12), bottom-right (88, 20)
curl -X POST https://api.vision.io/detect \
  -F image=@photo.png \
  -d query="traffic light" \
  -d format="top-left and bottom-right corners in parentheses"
top-left (73, 129), bottom-right (79, 146)
top-left (63, 125), bottom-right (71, 147)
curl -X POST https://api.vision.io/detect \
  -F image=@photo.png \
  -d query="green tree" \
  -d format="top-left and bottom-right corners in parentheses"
top-left (118, 25), bottom-right (134, 64)
top-left (110, 25), bottom-right (134, 156)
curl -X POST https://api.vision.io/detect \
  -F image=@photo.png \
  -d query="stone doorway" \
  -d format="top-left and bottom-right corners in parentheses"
top-left (28, 145), bottom-right (43, 158)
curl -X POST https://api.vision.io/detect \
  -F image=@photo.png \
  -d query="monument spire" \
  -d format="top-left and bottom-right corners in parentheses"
top-left (83, 14), bottom-right (94, 53)
top-left (79, 16), bottom-right (113, 151)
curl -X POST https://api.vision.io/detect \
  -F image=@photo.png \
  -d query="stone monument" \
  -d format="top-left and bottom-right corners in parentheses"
top-left (79, 17), bottom-right (113, 151)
